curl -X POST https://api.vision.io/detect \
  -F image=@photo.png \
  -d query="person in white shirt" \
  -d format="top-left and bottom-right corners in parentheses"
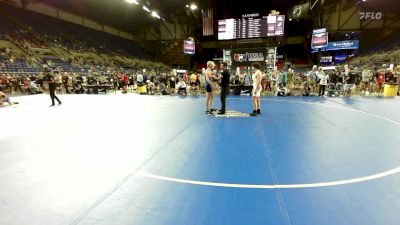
top-left (271, 70), bottom-right (279, 92)
top-left (317, 67), bottom-right (329, 96)
top-left (146, 80), bottom-right (155, 95)
top-left (361, 68), bottom-right (372, 93)
top-left (176, 78), bottom-right (187, 96)
top-left (28, 80), bottom-right (40, 94)
top-left (136, 73), bottom-right (144, 84)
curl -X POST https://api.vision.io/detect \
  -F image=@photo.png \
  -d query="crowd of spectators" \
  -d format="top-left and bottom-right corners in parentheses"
top-left (261, 65), bottom-right (400, 97)
top-left (2, 62), bottom-right (400, 98)
top-left (0, 69), bottom-right (202, 96)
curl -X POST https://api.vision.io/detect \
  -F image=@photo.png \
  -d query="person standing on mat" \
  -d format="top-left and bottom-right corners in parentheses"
top-left (44, 70), bottom-right (62, 107)
top-left (250, 62), bottom-right (262, 116)
top-left (343, 66), bottom-right (357, 97)
top-left (218, 62), bottom-right (230, 115)
top-left (205, 61), bottom-right (217, 115)
top-left (317, 67), bottom-right (329, 96)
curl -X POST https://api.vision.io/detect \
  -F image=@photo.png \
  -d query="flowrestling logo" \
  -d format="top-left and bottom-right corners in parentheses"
top-left (359, 12), bottom-right (383, 20)
top-left (233, 53), bottom-right (264, 62)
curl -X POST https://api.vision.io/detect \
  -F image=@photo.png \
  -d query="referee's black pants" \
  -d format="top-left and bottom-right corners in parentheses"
top-left (220, 86), bottom-right (229, 113)
top-left (49, 86), bottom-right (61, 105)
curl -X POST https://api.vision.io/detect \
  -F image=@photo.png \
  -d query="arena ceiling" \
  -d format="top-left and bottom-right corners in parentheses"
top-left (28, 0), bottom-right (209, 32)
top-left (26, 0), bottom-right (309, 33)
top-left (214, 0), bottom-right (303, 17)
top-left (25, 0), bottom-right (400, 34)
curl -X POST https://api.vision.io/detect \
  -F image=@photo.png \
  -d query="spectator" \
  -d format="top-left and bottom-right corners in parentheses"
top-left (147, 80), bottom-right (155, 95)
top-left (385, 68), bottom-right (395, 84)
top-left (317, 68), bottom-right (329, 96)
top-left (120, 71), bottom-right (129, 94)
top-left (5, 47), bottom-right (11, 57)
top-left (128, 75), bottom-right (135, 91)
top-left (62, 73), bottom-right (70, 94)
top-left (361, 68), bottom-right (372, 93)
top-left (280, 69), bottom-right (288, 87)
top-left (168, 74), bottom-right (176, 94)
top-left (136, 73), bottom-right (144, 85)
top-left (1, 74), bottom-right (12, 93)
top-left (344, 66), bottom-right (357, 96)
top-left (287, 68), bottom-right (294, 88)
top-left (375, 69), bottom-right (385, 94)
top-left (28, 80), bottom-right (41, 94)
top-left (189, 73), bottom-right (199, 95)
top-left (143, 69), bottom-right (148, 83)
top-left (270, 70), bottom-right (279, 92)
top-left (244, 71), bottom-right (252, 86)
top-left (176, 78), bottom-right (187, 96)
top-left (183, 73), bottom-right (190, 84)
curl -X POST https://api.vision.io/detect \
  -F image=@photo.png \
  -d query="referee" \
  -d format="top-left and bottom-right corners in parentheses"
top-left (218, 62), bottom-right (230, 115)
top-left (44, 69), bottom-right (62, 107)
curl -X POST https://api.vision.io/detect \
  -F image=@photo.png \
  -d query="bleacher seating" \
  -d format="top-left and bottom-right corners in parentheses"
top-left (351, 32), bottom-right (400, 66)
top-left (0, 3), bottom-right (148, 58)
top-left (0, 2), bottom-right (168, 74)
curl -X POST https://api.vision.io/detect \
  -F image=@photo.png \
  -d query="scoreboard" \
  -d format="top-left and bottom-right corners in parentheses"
top-left (311, 28), bottom-right (329, 49)
top-left (218, 15), bottom-right (285, 40)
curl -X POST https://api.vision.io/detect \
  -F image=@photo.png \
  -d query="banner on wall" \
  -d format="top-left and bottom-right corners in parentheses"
top-left (312, 40), bottom-right (359, 53)
top-left (231, 48), bottom-right (267, 68)
top-left (230, 48), bottom-right (276, 69)
top-left (320, 56), bottom-right (333, 64)
top-left (334, 55), bottom-right (348, 63)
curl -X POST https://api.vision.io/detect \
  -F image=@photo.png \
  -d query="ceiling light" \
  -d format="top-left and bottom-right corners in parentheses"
top-left (126, 0), bottom-right (139, 4)
top-left (190, 3), bottom-right (198, 10)
top-left (143, 6), bottom-right (151, 12)
top-left (151, 11), bottom-right (161, 19)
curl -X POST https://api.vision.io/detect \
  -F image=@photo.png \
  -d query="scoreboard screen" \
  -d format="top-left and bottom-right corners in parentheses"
top-left (311, 28), bottom-right (329, 49)
top-left (218, 15), bottom-right (285, 40)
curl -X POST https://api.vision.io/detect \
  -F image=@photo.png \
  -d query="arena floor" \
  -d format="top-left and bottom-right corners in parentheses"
top-left (1, 94), bottom-right (400, 225)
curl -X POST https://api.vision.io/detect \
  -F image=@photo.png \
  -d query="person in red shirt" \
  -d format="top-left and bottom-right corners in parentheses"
top-left (183, 73), bottom-right (190, 84)
top-left (120, 71), bottom-right (129, 94)
top-left (375, 69), bottom-right (385, 94)
top-left (1, 74), bottom-right (12, 93)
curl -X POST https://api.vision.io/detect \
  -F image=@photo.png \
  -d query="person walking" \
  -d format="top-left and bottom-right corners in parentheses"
top-left (44, 70), bottom-right (62, 107)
